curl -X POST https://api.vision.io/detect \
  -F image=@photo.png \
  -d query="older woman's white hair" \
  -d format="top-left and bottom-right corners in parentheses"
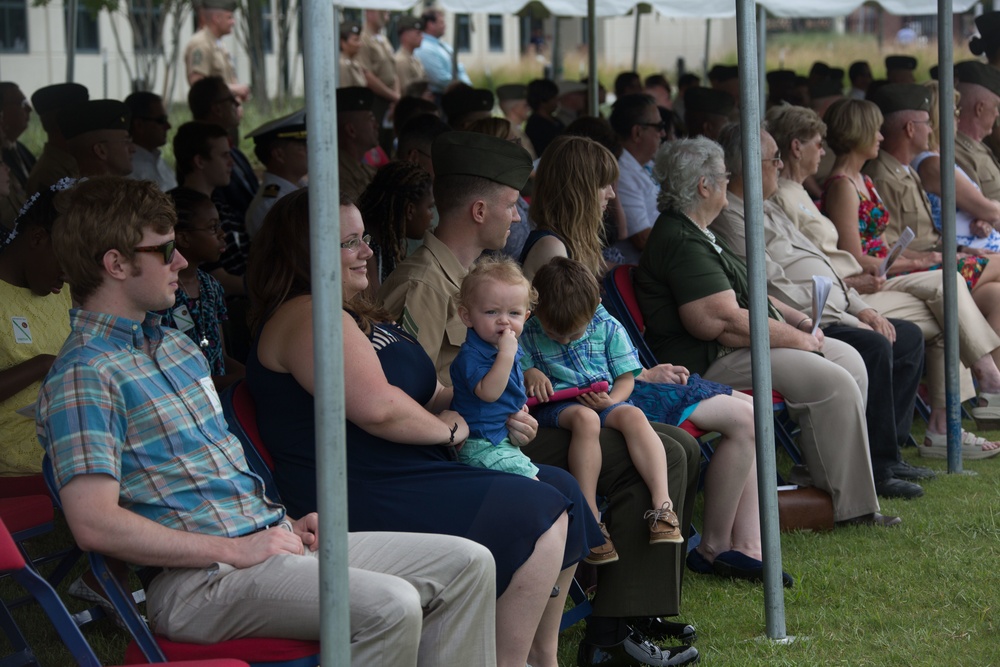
top-left (653, 136), bottom-right (726, 213)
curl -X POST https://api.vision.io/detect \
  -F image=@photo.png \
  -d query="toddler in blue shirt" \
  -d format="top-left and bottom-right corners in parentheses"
top-left (520, 257), bottom-right (683, 564)
top-left (450, 255), bottom-right (539, 478)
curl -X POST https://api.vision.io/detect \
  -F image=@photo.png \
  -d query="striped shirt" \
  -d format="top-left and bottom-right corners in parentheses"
top-left (519, 305), bottom-right (641, 392)
top-left (37, 309), bottom-right (284, 537)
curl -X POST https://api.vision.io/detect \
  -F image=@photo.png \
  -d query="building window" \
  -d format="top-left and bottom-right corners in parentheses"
top-left (261, 0), bottom-right (274, 54)
top-left (130, 0), bottom-right (164, 54)
top-left (0, 0), bottom-right (28, 53)
top-left (64, 3), bottom-right (100, 53)
top-left (488, 14), bottom-right (503, 52)
top-left (456, 14), bottom-right (470, 53)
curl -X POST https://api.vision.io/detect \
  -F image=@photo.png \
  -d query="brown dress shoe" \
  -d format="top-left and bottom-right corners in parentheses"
top-left (585, 522), bottom-right (619, 565)
top-left (644, 502), bottom-right (684, 544)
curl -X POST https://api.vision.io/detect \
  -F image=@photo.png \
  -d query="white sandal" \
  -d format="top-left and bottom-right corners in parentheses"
top-left (921, 430), bottom-right (1000, 460)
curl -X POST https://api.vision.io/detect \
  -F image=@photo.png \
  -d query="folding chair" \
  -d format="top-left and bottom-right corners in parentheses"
top-left (0, 517), bottom-right (249, 667)
top-left (41, 457), bottom-right (320, 667)
top-left (219, 381), bottom-right (281, 504)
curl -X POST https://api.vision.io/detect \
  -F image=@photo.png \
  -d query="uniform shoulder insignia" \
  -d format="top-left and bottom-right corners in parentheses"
top-left (192, 49), bottom-right (204, 66)
top-left (263, 183), bottom-right (282, 198)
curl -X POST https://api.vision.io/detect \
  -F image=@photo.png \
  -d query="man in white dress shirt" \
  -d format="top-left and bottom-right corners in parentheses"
top-left (125, 92), bottom-right (176, 191)
top-left (245, 109), bottom-right (307, 238)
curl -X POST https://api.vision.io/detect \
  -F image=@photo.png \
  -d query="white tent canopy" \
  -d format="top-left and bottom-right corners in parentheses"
top-left (346, 0), bottom-right (980, 18)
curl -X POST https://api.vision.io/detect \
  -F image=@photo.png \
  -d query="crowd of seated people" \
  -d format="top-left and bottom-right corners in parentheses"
top-left (10, 8), bottom-right (1000, 666)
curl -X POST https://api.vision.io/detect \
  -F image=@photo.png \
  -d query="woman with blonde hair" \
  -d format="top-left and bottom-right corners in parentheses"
top-left (912, 81), bottom-right (1000, 253)
top-left (520, 134), bottom-right (618, 279)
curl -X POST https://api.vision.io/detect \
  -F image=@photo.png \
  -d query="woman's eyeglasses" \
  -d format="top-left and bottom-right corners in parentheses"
top-left (340, 234), bottom-right (372, 251)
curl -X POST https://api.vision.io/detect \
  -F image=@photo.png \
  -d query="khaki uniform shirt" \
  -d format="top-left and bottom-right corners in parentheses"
top-left (338, 149), bottom-right (375, 203)
top-left (25, 143), bottom-right (78, 197)
top-left (339, 55), bottom-right (367, 89)
top-left (954, 132), bottom-right (1000, 203)
top-left (378, 231), bottom-right (468, 386)
top-left (771, 179), bottom-right (866, 280)
top-left (358, 30), bottom-right (397, 93)
top-left (394, 49), bottom-right (427, 93)
top-left (185, 27), bottom-right (237, 84)
top-left (862, 151), bottom-right (939, 251)
top-left (710, 191), bottom-right (871, 328)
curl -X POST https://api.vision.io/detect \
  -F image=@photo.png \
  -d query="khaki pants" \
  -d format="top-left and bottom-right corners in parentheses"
top-left (702, 338), bottom-right (880, 522)
top-left (146, 532), bottom-right (496, 667)
top-left (865, 270), bottom-right (999, 407)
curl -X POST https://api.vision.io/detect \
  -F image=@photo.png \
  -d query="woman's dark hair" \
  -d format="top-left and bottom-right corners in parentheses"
top-left (1, 177), bottom-right (77, 255)
top-left (527, 78), bottom-right (559, 111)
top-left (357, 162), bottom-right (432, 282)
top-left (247, 188), bottom-right (390, 335)
top-left (564, 116), bottom-right (623, 158)
top-left (167, 187), bottom-right (213, 231)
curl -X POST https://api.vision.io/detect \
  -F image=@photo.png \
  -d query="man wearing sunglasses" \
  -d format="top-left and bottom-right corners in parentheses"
top-left (37, 176), bottom-right (498, 665)
top-left (125, 91), bottom-right (176, 192)
top-left (610, 93), bottom-right (668, 265)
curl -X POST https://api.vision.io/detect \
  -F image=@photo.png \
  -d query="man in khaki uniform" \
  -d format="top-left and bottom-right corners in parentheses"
top-left (954, 60), bottom-right (1000, 202)
top-left (394, 17), bottom-right (427, 94)
top-left (25, 83), bottom-right (88, 197)
top-left (339, 22), bottom-right (368, 89)
top-left (862, 84), bottom-right (940, 250)
top-left (184, 0), bottom-right (249, 102)
top-left (358, 9), bottom-right (400, 149)
top-left (336, 87), bottom-right (377, 202)
top-left (497, 84), bottom-right (536, 159)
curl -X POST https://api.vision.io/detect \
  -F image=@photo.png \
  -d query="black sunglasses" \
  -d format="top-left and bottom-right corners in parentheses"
top-left (133, 240), bottom-right (176, 264)
top-left (139, 115), bottom-right (170, 126)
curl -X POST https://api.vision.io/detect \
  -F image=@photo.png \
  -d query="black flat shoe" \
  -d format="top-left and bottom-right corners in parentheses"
top-left (890, 460), bottom-right (937, 481)
top-left (712, 550), bottom-right (794, 588)
top-left (836, 512), bottom-right (902, 528)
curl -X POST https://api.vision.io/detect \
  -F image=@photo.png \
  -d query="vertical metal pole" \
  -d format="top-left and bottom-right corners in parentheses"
top-left (632, 8), bottom-right (640, 73)
top-left (102, 48), bottom-right (109, 99)
top-left (66, 0), bottom-right (78, 82)
top-left (757, 4), bottom-right (767, 111)
top-left (551, 16), bottom-right (562, 81)
top-left (587, 0), bottom-right (598, 117)
top-left (303, 0), bottom-right (350, 663)
top-left (938, 0), bottom-right (962, 473)
top-left (703, 19), bottom-right (711, 80)
top-left (452, 13), bottom-right (460, 81)
top-left (736, 0), bottom-right (786, 640)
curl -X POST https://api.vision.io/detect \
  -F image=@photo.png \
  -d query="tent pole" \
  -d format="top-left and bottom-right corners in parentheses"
top-left (303, 0), bottom-right (351, 663)
top-left (588, 0), bottom-right (598, 117)
top-left (735, 0), bottom-right (787, 640)
top-left (703, 18), bottom-right (711, 80)
top-left (552, 16), bottom-right (562, 80)
top-left (937, 0), bottom-right (963, 473)
top-left (757, 4), bottom-right (766, 111)
top-left (66, 0), bottom-right (78, 82)
top-left (452, 13), bottom-right (460, 80)
top-left (632, 8), bottom-right (640, 72)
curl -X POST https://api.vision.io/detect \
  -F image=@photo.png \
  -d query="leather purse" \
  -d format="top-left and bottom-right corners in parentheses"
top-left (777, 485), bottom-right (834, 532)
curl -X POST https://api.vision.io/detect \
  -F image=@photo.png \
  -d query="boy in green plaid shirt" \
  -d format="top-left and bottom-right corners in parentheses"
top-left (520, 258), bottom-right (683, 565)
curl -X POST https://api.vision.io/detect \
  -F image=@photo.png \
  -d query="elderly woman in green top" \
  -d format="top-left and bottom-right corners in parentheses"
top-left (635, 136), bottom-right (896, 528)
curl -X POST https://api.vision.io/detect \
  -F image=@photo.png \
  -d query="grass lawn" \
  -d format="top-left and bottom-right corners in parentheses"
top-left (4, 422), bottom-right (1000, 666)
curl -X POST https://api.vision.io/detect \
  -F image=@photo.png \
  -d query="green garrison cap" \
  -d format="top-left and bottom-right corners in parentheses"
top-left (809, 78), bottom-right (844, 101)
top-left (954, 60), bottom-right (1000, 98)
top-left (442, 87), bottom-right (494, 123)
top-left (496, 84), bottom-right (528, 102)
top-left (396, 16), bottom-right (423, 34)
top-left (867, 83), bottom-right (930, 115)
top-left (684, 87), bottom-right (735, 116)
top-left (885, 55), bottom-right (918, 72)
top-left (57, 99), bottom-right (130, 140)
top-left (199, 0), bottom-right (237, 10)
top-left (432, 131), bottom-right (533, 190)
top-left (247, 108), bottom-right (307, 143)
top-left (971, 12), bottom-right (1000, 56)
top-left (336, 86), bottom-right (374, 113)
top-left (766, 70), bottom-right (797, 87)
top-left (31, 83), bottom-right (89, 116)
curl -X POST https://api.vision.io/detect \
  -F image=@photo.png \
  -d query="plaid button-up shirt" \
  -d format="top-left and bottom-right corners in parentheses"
top-left (519, 305), bottom-right (641, 392)
top-left (38, 309), bottom-right (283, 537)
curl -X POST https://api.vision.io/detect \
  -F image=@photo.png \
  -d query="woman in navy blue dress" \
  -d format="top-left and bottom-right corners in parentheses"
top-left (245, 189), bottom-right (602, 667)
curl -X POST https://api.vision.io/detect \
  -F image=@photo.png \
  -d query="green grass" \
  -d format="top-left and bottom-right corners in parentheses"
top-left (5, 421), bottom-right (1000, 666)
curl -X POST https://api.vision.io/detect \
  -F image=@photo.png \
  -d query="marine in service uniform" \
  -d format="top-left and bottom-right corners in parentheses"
top-left (394, 17), bottom-right (427, 94)
top-left (339, 22), bottom-right (368, 88)
top-left (953, 60), bottom-right (1000, 202)
top-left (184, 0), bottom-right (249, 101)
top-left (25, 83), bottom-right (89, 197)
